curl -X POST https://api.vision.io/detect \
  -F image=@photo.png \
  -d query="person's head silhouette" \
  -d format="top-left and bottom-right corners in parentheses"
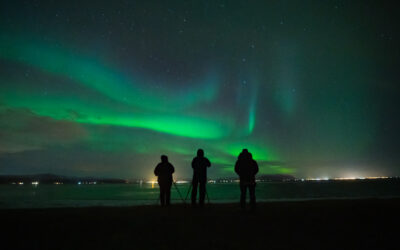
top-left (239, 149), bottom-right (251, 160)
top-left (197, 149), bottom-right (204, 157)
top-left (161, 155), bottom-right (168, 163)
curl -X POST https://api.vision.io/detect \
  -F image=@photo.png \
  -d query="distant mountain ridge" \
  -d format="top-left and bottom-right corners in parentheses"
top-left (0, 173), bottom-right (126, 184)
top-left (258, 174), bottom-right (296, 181)
top-left (0, 173), bottom-right (297, 184)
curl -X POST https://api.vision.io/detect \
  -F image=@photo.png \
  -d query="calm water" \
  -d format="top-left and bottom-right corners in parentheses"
top-left (1, 180), bottom-right (399, 209)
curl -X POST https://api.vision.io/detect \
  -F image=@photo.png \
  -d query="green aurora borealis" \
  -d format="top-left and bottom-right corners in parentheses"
top-left (1, 1), bottom-right (399, 178)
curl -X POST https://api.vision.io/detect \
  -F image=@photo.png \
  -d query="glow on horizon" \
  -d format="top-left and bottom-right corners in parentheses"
top-left (305, 176), bottom-right (389, 181)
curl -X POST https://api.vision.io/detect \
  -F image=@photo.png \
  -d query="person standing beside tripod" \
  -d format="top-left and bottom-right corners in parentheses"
top-left (191, 149), bottom-right (211, 207)
top-left (154, 155), bottom-right (175, 207)
top-left (235, 149), bottom-right (259, 209)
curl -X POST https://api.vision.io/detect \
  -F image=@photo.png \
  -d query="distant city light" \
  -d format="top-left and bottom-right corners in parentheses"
top-left (175, 180), bottom-right (189, 184)
top-left (305, 176), bottom-right (389, 181)
top-left (31, 181), bottom-right (39, 185)
top-left (75, 181), bottom-right (97, 185)
top-left (145, 180), bottom-right (157, 189)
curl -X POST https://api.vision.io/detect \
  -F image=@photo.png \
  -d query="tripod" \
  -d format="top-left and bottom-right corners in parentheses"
top-left (154, 180), bottom-right (186, 205)
top-left (184, 181), bottom-right (210, 204)
top-left (173, 181), bottom-right (186, 204)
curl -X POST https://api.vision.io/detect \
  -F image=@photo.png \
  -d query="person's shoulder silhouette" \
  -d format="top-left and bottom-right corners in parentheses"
top-left (248, 153), bottom-right (259, 175)
top-left (235, 149), bottom-right (258, 177)
top-left (154, 155), bottom-right (174, 182)
top-left (192, 149), bottom-right (211, 170)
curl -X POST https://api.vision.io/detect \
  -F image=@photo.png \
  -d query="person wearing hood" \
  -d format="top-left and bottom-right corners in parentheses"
top-left (234, 149), bottom-right (259, 209)
top-left (191, 149), bottom-right (211, 207)
top-left (154, 155), bottom-right (175, 206)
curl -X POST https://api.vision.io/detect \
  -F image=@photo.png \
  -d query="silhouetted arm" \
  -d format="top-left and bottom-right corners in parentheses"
top-left (234, 161), bottom-right (240, 176)
top-left (170, 163), bottom-right (175, 174)
top-left (191, 158), bottom-right (195, 169)
top-left (253, 160), bottom-right (259, 175)
top-left (154, 165), bottom-right (160, 176)
top-left (206, 158), bottom-right (211, 168)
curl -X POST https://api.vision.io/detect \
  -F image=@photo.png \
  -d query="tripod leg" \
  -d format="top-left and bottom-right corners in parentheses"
top-left (206, 189), bottom-right (210, 204)
top-left (173, 181), bottom-right (185, 204)
top-left (185, 183), bottom-right (192, 201)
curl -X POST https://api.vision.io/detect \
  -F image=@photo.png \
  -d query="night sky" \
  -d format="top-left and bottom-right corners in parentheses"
top-left (1, 0), bottom-right (399, 179)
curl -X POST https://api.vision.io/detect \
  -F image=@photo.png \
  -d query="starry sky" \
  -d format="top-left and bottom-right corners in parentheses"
top-left (1, 0), bottom-right (399, 179)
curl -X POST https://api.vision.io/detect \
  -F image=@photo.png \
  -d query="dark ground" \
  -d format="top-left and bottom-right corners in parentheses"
top-left (1, 198), bottom-right (399, 250)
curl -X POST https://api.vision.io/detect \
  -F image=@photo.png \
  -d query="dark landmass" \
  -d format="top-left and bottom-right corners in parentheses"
top-left (0, 173), bottom-right (126, 184)
top-left (1, 174), bottom-right (398, 186)
top-left (258, 174), bottom-right (296, 181)
top-left (214, 174), bottom-right (296, 183)
top-left (1, 198), bottom-right (399, 250)
top-left (0, 173), bottom-right (297, 184)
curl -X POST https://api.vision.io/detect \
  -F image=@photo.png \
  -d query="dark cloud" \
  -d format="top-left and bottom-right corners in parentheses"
top-left (0, 106), bottom-right (86, 154)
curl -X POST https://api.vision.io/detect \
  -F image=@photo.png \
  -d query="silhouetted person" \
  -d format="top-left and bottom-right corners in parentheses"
top-left (191, 149), bottom-right (211, 207)
top-left (235, 149), bottom-right (259, 209)
top-left (154, 155), bottom-right (175, 206)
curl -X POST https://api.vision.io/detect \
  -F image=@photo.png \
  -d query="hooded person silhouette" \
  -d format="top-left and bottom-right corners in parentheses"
top-left (191, 149), bottom-right (211, 207)
top-left (154, 155), bottom-right (175, 206)
top-left (235, 149), bottom-right (259, 209)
